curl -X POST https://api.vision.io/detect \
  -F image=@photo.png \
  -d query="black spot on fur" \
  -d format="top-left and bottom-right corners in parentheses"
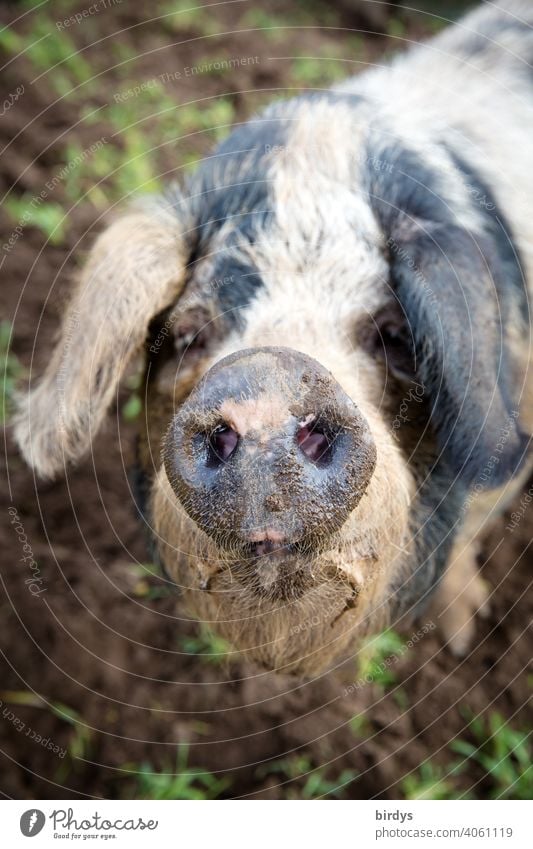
top-left (363, 138), bottom-right (450, 230)
top-left (210, 254), bottom-right (263, 324)
top-left (447, 149), bottom-right (528, 316)
top-left (364, 136), bottom-right (529, 487)
top-left (393, 223), bottom-right (528, 485)
top-left (188, 105), bottom-right (289, 251)
top-left (163, 105), bottom-right (289, 321)
top-left (167, 92), bottom-right (365, 322)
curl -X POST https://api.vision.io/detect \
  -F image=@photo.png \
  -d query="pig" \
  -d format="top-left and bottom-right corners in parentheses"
top-left (15, 0), bottom-right (533, 674)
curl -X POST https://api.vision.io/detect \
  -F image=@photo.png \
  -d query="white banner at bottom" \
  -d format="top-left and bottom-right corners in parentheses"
top-left (2, 799), bottom-right (532, 848)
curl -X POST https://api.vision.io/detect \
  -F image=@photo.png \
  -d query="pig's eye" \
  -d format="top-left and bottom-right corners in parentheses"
top-left (173, 306), bottom-right (214, 361)
top-left (360, 307), bottom-right (416, 382)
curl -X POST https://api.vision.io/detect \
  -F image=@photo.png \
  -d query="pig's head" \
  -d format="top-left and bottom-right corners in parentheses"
top-left (16, 95), bottom-right (527, 674)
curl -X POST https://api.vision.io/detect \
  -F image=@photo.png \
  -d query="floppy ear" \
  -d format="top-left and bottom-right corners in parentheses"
top-left (387, 220), bottom-right (528, 486)
top-left (14, 198), bottom-right (191, 478)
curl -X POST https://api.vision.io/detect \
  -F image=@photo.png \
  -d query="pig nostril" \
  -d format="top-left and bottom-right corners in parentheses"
top-left (297, 421), bottom-right (333, 466)
top-left (207, 424), bottom-right (239, 465)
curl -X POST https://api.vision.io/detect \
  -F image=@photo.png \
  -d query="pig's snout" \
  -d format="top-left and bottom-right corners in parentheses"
top-left (163, 347), bottom-right (376, 555)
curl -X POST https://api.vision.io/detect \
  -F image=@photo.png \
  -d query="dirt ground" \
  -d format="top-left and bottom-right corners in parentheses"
top-left (1, 0), bottom-right (531, 800)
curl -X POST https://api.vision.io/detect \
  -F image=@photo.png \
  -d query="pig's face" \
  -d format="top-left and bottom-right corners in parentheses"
top-left (16, 97), bottom-right (526, 675)
top-left (147, 103), bottom-right (422, 673)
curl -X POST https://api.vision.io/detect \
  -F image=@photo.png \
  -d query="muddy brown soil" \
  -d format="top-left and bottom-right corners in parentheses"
top-left (1, 0), bottom-right (531, 800)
